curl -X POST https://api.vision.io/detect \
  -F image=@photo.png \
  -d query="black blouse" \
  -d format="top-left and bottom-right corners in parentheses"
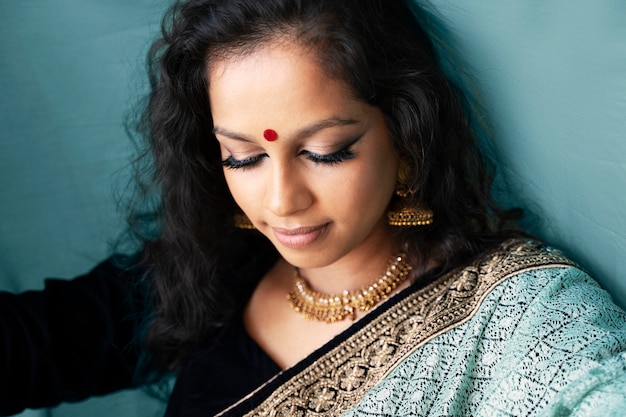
top-left (0, 256), bottom-right (143, 416)
top-left (0, 231), bottom-right (283, 417)
top-left (166, 309), bottom-right (281, 416)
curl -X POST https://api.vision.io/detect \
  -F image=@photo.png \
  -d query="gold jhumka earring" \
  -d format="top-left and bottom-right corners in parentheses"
top-left (387, 160), bottom-right (434, 227)
top-left (233, 213), bottom-right (256, 230)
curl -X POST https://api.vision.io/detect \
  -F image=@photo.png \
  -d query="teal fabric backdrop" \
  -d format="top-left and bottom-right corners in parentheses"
top-left (0, 1), bottom-right (169, 416)
top-left (1, 1), bottom-right (624, 416)
top-left (427, 0), bottom-right (626, 308)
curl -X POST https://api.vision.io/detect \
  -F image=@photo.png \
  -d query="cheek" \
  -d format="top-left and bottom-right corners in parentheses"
top-left (354, 167), bottom-right (395, 207)
top-left (356, 146), bottom-right (398, 202)
top-left (223, 171), bottom-right (255, 209)
top-left (330, 161), bottom-right (396, 220)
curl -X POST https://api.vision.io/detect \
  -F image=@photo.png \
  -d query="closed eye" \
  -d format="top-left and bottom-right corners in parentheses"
top-left (300, 136), bottom-right (361, 165)
top-left (301, 147), bottom-right (356, 165)
top-left (221, 154), bottom-right (266, 170)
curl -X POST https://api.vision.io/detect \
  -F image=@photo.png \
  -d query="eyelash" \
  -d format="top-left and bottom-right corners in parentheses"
top-left (300, 147), bottom-right (356, 165)
top-left (221, 155), bottom-right (264, 170)
top-left (221, 141), bottom-right (358, 170)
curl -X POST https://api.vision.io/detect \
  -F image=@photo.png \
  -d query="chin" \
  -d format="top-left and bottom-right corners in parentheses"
top-left (276, 247), bottom-right (338, 269)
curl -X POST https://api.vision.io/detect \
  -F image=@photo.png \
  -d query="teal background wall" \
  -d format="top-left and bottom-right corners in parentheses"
top-left (0, 0), bottom-right (624, 416)
top-left (0, 1), bottom-right (169, 416)
top-left (428, 0), bottom-right (626, 309)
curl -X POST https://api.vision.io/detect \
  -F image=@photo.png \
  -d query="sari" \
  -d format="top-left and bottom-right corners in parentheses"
top-left (211, 239), bottom-right (626, 416)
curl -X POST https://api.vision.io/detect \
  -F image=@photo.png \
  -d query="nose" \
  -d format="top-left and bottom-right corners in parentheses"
top-left (264, 162), bottom-right (312, 217)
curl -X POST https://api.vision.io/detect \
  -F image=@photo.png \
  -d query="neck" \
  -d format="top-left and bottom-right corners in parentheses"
top-left (294, 235), bottom-right (398, 294)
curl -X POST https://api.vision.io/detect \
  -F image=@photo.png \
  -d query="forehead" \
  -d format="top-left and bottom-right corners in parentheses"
top-left (208, 38), bottom-right (340, 92)
top-left (207, 40), bottom-right (363, 132)
top-left (209, 40), bottom-right (309, 82)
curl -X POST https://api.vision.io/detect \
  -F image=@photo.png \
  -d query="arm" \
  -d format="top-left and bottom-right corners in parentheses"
top-left (0, 256), bottom-right (147, 416)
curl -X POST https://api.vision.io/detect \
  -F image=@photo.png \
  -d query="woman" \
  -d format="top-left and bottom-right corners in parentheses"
top-left (2, 0), bottom-right (626, 416)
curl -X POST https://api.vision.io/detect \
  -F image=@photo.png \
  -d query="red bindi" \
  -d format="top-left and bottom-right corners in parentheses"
top-left (263, 129), bottom-right (278, 141)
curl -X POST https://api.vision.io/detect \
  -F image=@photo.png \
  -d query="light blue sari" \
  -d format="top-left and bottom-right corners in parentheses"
top-left (222, 240), bottom-right (626, 416)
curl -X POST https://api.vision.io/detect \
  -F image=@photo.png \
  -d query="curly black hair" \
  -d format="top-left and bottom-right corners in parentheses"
top-left (128, 0), bottom-right (524, 370)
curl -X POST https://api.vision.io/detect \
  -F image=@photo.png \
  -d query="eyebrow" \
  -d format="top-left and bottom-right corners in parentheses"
top-left (212, 118), bottom-right (359, 142)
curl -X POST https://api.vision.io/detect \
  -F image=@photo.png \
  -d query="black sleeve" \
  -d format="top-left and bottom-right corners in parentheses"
top-left (0, 256), bottom-right (147, 416)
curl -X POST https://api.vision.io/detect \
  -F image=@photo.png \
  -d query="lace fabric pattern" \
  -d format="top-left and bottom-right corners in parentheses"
top-left (343, 259), bottom-right (626, 416)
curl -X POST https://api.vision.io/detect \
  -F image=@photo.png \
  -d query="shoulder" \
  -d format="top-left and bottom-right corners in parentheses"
top-left (395, 238), bottom-right (626, 384)
top-left (471, 238), bottom-right (582, 285)
top-left (452, 238), bottom-right (604, 307)
top-left (469, 239), bottom-right (619, 316)
top-left (446, 238), bottom-right (626, 334)
top-left (402, 239), bottom-right (598, 336)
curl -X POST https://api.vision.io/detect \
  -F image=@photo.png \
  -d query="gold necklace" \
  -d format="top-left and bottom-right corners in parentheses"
top-left (287, 254), bottom-right (412, 323)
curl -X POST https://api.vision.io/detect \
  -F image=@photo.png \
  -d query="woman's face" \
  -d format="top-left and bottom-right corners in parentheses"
top-left (209, 40), bottom-right (399, 269)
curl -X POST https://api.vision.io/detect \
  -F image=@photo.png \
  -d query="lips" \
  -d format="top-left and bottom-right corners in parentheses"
top-left (272, 224), bottom-right (328, 249)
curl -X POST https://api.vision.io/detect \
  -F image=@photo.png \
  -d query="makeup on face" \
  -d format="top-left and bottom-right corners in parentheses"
top-left (209, 40), bottom-right (399, 271)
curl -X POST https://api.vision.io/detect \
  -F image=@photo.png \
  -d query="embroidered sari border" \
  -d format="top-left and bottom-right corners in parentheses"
top-left (221, 239), bottom-right (577, 417)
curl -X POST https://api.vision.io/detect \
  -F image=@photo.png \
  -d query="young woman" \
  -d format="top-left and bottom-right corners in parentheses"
top-left (2, 0), bottom-right (626, 416)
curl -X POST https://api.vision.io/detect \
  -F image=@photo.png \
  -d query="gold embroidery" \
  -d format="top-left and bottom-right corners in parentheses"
top-left (220, 240), bottom-right (577, 417)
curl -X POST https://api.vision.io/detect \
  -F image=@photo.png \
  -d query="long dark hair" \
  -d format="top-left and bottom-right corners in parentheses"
top-left (129, 0), bottom-right (523, 370)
